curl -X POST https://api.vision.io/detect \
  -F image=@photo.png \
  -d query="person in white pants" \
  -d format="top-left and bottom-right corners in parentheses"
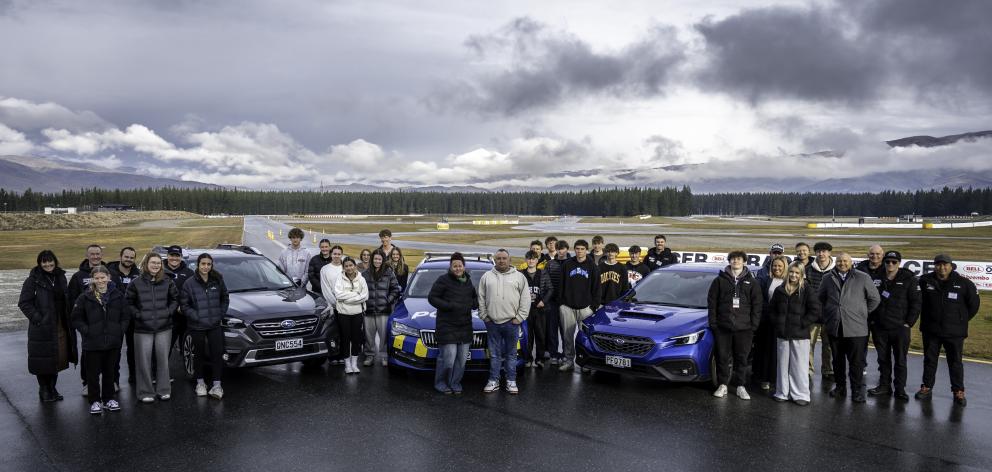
top-left (770, 262), bottom-right (822, 406)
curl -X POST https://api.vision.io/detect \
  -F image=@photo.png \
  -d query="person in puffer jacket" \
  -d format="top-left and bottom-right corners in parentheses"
top-left (361, 250), bottom-right (401, 367)
top-left (333, 257), bottom-right (369, 374)
top-left (769, 262), bottom-right (821, 406)
top-left (707, 250), bottom-right (762, 401)
top-left (71, 265), bottom-right (128, 415)
top-left (126, 253), bottom-right (178, 403)
top-left (867, 251), bottom-right (920, 401)
top-left (180, 253), bottom-right (230, 400)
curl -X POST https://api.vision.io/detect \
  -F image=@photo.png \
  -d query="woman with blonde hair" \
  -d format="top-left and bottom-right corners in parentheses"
top-left (769, 261), bottom-right (821, 405)
top-left (754, 255), bottom-right (789, 391)
top-left (126, 252), bottom-right (178, 403)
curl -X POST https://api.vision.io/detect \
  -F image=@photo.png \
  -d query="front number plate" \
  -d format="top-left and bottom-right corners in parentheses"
top-left (275, 338), bottom-right (304, 351)
top-left (605, 355), bottom-right (631, 368)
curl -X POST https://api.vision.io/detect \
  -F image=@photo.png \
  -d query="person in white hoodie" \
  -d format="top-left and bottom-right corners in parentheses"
top-left (278, 228), bottom-right (312, 286)
top-left (478, 249), bottom-right (530, 394)
top-left (319, 246), bottom-right (345, 365)
top-left (333, 257), bottom-right (369, 374)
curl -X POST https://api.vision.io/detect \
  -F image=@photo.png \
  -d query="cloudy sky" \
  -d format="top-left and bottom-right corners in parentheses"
top-left (0, 0), bottom-right (990, 189)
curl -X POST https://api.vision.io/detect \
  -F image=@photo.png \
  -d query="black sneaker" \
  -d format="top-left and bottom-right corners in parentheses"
top-left (953, 391), bottom-right (967, 407)
top-left (914, 386), bottom-right (932, 400)
top-left (852, 391), bottom-right (867, 403)
top-left (828, 387), bottom-right (847, 398)
top-left (894, 389), bottom-right (909, 401)
top-left (868, 385), bottom-right (892, 396)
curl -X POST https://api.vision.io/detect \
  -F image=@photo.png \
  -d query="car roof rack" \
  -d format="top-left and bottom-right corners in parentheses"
top-left (420, 252), bottom-right (494, 264)
top-left (215, 244), bottom-right (261, 255)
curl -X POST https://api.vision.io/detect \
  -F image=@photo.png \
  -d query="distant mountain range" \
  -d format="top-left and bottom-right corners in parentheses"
top-left (2, 131), bottom-right (990, 194)
top-left (0, 155), bottom-right (219, 193)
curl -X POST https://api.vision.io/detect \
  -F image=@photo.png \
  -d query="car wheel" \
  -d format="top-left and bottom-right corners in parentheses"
top-left (182, 333), bottom-right (195, 379)
top-left (302, 357), bottom-right (326, 368)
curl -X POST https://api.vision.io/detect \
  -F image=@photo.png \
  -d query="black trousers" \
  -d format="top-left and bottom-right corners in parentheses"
top-left (922, 333), bottom-right (965, 392)
top-left (170, 313), bottom-right (187, 357)
top-left (116, 322), bottom-right (136, 384)
top-left (190, 327), bottom-right (225, 383)
top-left (714, 328), bottom-right (753, 387)
top-left (525, 307), bottom-right (547, 363)
top-left (36, 374), bottom-right (58, 391)
top-left (871, 326), bottom-right (910, 390)
top-left (84, 349), bottom-right (118, 402)
top-left (338, 314), bottom-right (364, 356)
top-left (545, 302), bottom-right (562, 359)
top-left (751, 320), bottom-right (777, 384)
top-left (829, 335), bottom-right (869, 392)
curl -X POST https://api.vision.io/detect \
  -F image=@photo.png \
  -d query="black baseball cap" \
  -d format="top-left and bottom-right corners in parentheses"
top-left (933, 254), bottom-right (953, 265)
top-left (769, 243), bottom-right (785, 253)
top-left (883, 251), bottom-right (902, 262)
top-left (167, 245), bottom-right (183, 256)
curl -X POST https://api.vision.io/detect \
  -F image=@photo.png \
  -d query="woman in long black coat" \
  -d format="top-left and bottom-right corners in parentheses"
top-left (18, 250), bottom-right (77, 402)
top-left (428, 253), bottom-right (478, 395)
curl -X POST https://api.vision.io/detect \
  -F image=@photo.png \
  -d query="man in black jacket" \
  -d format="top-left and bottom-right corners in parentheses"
top-left (523, 250), bottom-right (553, 368)
top-left (867, 251), bottom-right (921, 401)
top-left (855, 245), bottom-right (886, 287)
top-left (107, 247), bottom-right (140, 386)
top-left (558, 239), bottom-right (599, 372)
top-left (626, 245), bottom-right (651, 286)
top-left (165, 245), bottom-right (194, 358)
top-left (544, 240), bottom-right (571, 364)
top-left (707, 250), bottom-right (762, 400)
top-left (915, 255), bottom-right (981, 406)
top-left (308, 239), bottom-right (333, 296)
top-left (645, 234), bottom-right (677, 270)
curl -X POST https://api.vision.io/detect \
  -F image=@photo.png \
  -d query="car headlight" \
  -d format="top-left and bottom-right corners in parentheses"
top-left (222, 316), bottom-right (246, 329)
top-left (391, 321), bottom-right (420, 337)
top-left (668, 330), bottom-right (705, 345)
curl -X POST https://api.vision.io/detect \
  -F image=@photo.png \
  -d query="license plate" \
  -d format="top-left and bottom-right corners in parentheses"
top-left (605, 355), bottom-right (631, 368)
top-left (275, 338), bottom-right (303, 351)
top-left (465, 350), bottom-right (473, 361)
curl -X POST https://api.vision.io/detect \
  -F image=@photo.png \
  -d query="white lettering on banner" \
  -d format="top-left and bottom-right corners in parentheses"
top-left (669, 251), bottom-right (992, 291)
top-left (410, 310), bottom-right (482, 319)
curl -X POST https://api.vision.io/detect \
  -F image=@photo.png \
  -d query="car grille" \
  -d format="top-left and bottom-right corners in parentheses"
top-left (590, 332), bottom-right (655, 357)
top-left (420, 330), bottom-right (488, 349)
top-left (252, 315), bottom-right (319, 339)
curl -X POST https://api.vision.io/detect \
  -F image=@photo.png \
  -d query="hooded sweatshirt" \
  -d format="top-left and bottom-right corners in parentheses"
top-left (478, 266), bottom-right (530, 324)
top-left (804, 257), bottom-right (835, 294)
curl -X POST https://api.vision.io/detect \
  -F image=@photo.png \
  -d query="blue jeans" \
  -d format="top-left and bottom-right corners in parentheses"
top-left (486, 321), bottom-right (519, 383)
top-left (434, 343), bottom-right (470, 392)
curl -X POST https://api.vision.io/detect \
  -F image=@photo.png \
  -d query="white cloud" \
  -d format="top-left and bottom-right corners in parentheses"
top-left (0, 97), bottom-right (111, 132)
top-left (0, 123), bottom-right (35, 155)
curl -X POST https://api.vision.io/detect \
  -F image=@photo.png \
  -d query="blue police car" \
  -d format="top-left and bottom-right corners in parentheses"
top-left (575, 264), bottom-right (722, 385)
top-left (387, 252), bottom-right (527, 372)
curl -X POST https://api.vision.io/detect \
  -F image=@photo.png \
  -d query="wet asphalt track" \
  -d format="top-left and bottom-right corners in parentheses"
top-left (1, 328), bottom-right (991, 472)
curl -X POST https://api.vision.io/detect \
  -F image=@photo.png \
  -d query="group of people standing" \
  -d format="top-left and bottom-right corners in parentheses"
top-left (18, 244), bottom-right (229, 415)
top-left (708, 242), bottom-right (980, 407)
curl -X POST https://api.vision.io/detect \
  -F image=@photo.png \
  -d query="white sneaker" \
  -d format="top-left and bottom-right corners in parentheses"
top-left (713, 384), bottom-right (728, 398)
top-left (558, 361), bottom-right (574, 372)
top-left (344, 358), bottom-right (354, 374)
top-left (105, 399), bottom-right (121, 411)
top-left (351, 356), bottom-right (361, 374)
top-left (506, 381), bottom-right (519, 395)
top-left (140, 396), bottom-right (155, 403)
top-left (89, 401), bottom-right (103, 415)
top-left (363, 358), bottom-right (374, 367)
top-left (158, 394), bottom-right (171, 401)
top-left (381, 359), bottom-right (388, 367)
top-left (736, 386), bottom-right (751, 400)
top-left (483, 380), bottom-right (499, 393)
top-left (208, 386), bottom-right (224, 399)
top-left (195, 383), bottom-right (208, 397)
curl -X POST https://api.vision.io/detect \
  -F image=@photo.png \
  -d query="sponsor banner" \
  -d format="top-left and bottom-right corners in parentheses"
top-left (670, 251), bottom-right (992, 291)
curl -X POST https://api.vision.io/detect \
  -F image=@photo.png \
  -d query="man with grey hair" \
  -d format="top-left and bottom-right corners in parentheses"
top-left (478, 249), bottom-right (530, 394)
top-left (819, 252), bottom-right (881, 403)
top-left (855, 245), bottom-right (886, 288)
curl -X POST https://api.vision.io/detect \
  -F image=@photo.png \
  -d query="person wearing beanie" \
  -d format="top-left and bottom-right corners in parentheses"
top-left (916, 254), bottom-right (980, 406)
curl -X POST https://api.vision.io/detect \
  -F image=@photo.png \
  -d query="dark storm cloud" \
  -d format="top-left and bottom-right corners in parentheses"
top-left (695, 0), bottom-right (992, 106)
top-left (433, 17), bottom-right (687, 116)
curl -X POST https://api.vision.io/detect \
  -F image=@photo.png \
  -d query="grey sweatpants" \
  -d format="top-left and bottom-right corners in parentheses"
top-left (363, 314), bottom-right (389, 360)
top-left (135, 330), bottom-right (171, 399)
top-left (559, 306), bottom-right (593, 361)
top-left (775, 338), bottom-right (811, 402)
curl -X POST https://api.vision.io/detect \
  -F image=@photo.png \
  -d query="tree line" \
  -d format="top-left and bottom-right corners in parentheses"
top-left (0, 186), bottom-right (693, 216)
top-left (1, 186), bottom-right (989, 216)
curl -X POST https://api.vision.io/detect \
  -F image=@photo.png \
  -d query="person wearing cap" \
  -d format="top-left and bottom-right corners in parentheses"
top-left (756, 243), bottom-right (786, 279)
top-left (855, 245), bottom-right (886, 288)
top-left (867, 251), bottom-right (921, 401)
top-left (916, 255), bottom-right (980, 406)
top-left (805, 242), bottom-right (836, 381)
top-left (819, 253), bottom-right (881, 403)
top-left (165, 245), bottom-right (194, 360)
top-left (278, 228), bottom-right (312, 287)
top-left (428, 253), bottom-right (478, 394)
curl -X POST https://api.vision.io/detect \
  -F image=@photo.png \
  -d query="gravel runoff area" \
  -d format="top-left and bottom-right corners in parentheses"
top-left (0, 269), bottom-right (75, 331)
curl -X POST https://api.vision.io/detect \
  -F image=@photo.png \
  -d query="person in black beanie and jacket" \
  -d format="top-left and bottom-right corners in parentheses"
top-left (429, 252), bottom-right (479, 394)
top-left (708, 250), bottom-right (762, 400)
top-left (18, 250), bottom-right (77, 402)
top-left (71, 265), bottom-right (128, 415)
top-left (181, 253), bottom-right (230, 400)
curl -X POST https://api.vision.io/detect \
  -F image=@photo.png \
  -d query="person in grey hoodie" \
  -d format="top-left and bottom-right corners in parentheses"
top-left (478, 249), bottom-right (530, 394)
top-left (819, 252), bottom-right (881, 403)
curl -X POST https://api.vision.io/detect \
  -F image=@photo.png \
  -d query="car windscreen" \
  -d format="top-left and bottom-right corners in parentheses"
top-left (628, 270), bottom-right (716, 309)
top-left (209, 257), bottom-right (296, 292)
top-left (406, 268), bottom-right (491, 298)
